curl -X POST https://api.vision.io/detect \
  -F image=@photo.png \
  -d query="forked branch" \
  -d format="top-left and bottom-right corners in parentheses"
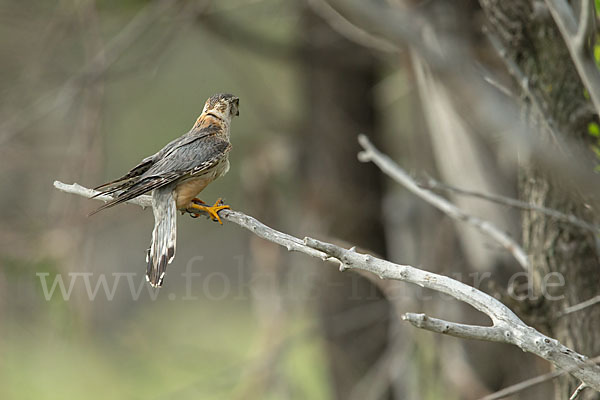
top-left (53, 177), bottom-right (600, 390)
top-left (356, 135), bottom-right (531, 272)
top-left (544, 0), bottom-right (600, 116)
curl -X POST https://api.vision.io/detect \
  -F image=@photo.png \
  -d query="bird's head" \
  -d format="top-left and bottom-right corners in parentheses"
top-left (202, 93), bottom-right (240, 122)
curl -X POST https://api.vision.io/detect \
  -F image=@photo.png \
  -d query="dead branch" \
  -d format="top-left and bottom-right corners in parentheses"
top-left (53, 179), bottom-right (600, 390)
top-left (420, 177), bottom-right (600, 234)
top-left (357, 135), bottom-right (531, 271)
top-left (544, 0), bottom-right (600, 116)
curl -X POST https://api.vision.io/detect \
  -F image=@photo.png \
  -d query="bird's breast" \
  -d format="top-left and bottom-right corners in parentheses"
top-left (174, 158), bottom-right (230, 209)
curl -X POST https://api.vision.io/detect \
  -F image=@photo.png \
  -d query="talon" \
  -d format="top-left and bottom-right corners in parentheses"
top-left (192, 198), bottom-right (206, 205)
top-left (188, 198), bottom-right (230, 225)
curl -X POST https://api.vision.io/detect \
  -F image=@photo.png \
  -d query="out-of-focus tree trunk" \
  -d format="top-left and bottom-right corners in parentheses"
top-left (408, 3), bottom-right (551, 397)
top-left (298, 8), bottom-right (393, 399)
top-left (480, 2), bottom-right (600, 398)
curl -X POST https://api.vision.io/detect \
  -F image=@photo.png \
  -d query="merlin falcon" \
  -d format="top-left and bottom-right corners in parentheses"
top-left (90, 93), bottom-right (239, 287)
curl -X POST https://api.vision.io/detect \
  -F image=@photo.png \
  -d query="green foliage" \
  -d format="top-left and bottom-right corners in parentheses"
top-left (588, 122), bottom-right (600, 138)
top-left (588, 123), bottom-right (600, 172)
top-left (2, 256), bottom-right (58, 278)
top-left (0, 301), bottom-right (332, 399)
top-left (282, 320), bottom-right (333, 400)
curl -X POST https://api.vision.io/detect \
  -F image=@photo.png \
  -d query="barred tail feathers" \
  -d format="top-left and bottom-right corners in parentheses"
top-left (146, 188), bottom-right (177, 287)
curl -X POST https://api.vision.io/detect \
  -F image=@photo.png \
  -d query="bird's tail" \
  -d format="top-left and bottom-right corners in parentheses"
top-left (146, 189), bottom-right (177, 287)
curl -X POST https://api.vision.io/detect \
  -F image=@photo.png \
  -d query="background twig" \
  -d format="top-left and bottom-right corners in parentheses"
top-left (356, 134), bottom-right (531, 271)
top-left (420, 177), bottom-right (600, 234)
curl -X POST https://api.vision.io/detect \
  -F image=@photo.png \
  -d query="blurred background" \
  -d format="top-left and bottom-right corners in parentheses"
top-left (2, 0), bottom-right (599, 399)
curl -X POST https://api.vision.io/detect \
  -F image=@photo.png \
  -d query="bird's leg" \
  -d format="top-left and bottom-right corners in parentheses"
top-left (189, 198), bottom-right (208, 219)
top-left (187, 198), bottom-right (230, 224)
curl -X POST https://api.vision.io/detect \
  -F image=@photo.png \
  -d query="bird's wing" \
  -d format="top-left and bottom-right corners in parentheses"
top-left (92, 155), bottom-right (155, 195)
top-left (91, 126), bottom-right (219, 196)
top-left (89, 134), bottom-right (230, 215)
top-left (145, 132), bottom-right (231, 178)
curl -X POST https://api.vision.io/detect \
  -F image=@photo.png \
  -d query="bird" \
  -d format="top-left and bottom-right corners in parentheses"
top-left (90, 93), bottom-right (239, 287)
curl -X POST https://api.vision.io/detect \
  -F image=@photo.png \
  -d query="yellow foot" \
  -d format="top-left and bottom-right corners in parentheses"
top-left (189, 198), bottom-right (207, 218)
top-left (188, 198), bottom-right (230, 224)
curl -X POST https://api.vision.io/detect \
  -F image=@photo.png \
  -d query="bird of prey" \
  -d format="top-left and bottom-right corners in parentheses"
top-left (90, 93), bottom-right (239, 287)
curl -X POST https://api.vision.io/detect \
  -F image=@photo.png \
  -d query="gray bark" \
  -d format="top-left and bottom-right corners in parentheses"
top-left (480, 1), bottom-right (600, 398)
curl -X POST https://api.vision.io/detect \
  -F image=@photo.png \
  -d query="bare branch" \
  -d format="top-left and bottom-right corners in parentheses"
top-left (300, 239), bottom-right (600, 391)
top-left (302, 234), bottom-right (521, 322)
top-left (322, 0), bottom-right (600, 203)
top-left (575, 0), bottom-right (596, 51)
top-left (357, 135), bottom-right (531, 272)
top-left (484, 29), bottom-right (562, 141)
top-left (401, 313), bottom-right (506, 342)
top-left (479, 369), bottom-right (564, 400)
top-left (307, 0), bottom-right (400, 54)
top-left (53, 181), bottom-right (331, 261)
top-left (54, 181), bottom-right (152, 208)
top-left (558, 295), bottom-right (600, 317)
top-left (0, 0), bottom-right (185, 146)
top-left (480, 355), bottom-right (600, 399)
top-left (482, 73), bottom-right (515, 98)
top-left (300, 240), bottom-right (600, 389)
top-left (195, 11), bottom-right (295, 61)
top-left (53, 179), bottom-right (600, 390)
top-left (570, 382), bottom-right (589, 400)
top-left (545, 0), bottom-right (579, 35)
top-left (544, 0), bottom-right (600, 116)
top-left (420, 177), bottom-right (600, 234)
